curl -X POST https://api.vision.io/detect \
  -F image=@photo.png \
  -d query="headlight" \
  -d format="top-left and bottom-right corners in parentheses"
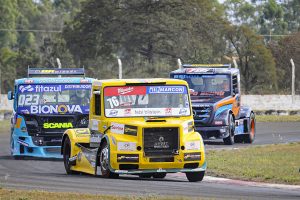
top-left (185, 141), bottom-right (201, 150)
top-left (117, 142), bottom-right (136, 151)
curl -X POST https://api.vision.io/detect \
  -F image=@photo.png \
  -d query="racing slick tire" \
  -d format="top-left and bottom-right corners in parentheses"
top-left (223, 114), bottom-right (235, 145)
top-left (63, 137), bottom-right (77, 174)
top-left (99, 142), bottom-right (119, 179)
top-left (185, 171), bottom-right (205, 182)
top-left (153, 173), bottom-right (167, 179)
top-left (243, 113), bottom-right (256, 143)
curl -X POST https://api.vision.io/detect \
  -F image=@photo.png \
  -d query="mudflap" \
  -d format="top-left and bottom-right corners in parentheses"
top-left (234, 118), bottom-right (250, 135)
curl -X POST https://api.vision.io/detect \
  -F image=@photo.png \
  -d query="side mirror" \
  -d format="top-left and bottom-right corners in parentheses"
top-left (7, 91), bottom-right (14, 100)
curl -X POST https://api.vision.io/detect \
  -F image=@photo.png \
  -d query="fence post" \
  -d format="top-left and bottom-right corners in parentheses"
top-left (118, 58), bottom-right (122, 79)
top-left (290, 58), bottom-right (295, 103)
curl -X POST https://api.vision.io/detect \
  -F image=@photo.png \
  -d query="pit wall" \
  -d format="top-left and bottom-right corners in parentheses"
top-left (1, 95), bottom-right (300, 118)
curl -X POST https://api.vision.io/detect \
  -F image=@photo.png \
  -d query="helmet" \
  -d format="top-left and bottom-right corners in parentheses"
top-left (76, 90), bottom-right (86, 98)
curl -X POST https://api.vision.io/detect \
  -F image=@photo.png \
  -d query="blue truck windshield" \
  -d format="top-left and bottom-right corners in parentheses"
top-left (17, 84), bottom-right (91, 114)
top-left (173, 74), bottom-right (231, 103)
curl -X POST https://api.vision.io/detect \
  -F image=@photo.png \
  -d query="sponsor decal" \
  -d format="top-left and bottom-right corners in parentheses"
top-left (147, 86), bottom-right (186, 94)
top-left (111, 123), bottom-right (125, 134)
top-left (43, 122), bottom-right (73, 129)
top-left (165, 108), bottom-right (172, 115)
top-left (109, 110), bottom-right (118, 116)
top-left (104, 86), bottom-right (146, 96)
top-left (24, 80), bottom-right (34, 84)
top-left (185, 141), bottom-right (201, 150)
top-left (179, 108), bottom-right (188, 115)
top-left (30, 105), bottom-right (83, 114)
top-left (154, 136), bottom-right (170, 149)
top-left (17, 139), bottom-right (29, 147)
top-left (19, 85), bottom-right (34, 93)
top-left (117, 142), bottom-right (136, 151)
top-left (124, 108), bottom-right (131, 115)
top-left (19, 84), bottom-right (91, 93)
top-left (118, 87), bottom-right (134, 95)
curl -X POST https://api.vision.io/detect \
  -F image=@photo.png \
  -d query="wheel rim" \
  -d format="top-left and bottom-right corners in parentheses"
top-left (100, 146), bottom-right (109, 171)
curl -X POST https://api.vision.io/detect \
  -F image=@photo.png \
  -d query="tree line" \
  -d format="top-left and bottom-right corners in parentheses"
top-left (0, 0), bottom-right (299, 94)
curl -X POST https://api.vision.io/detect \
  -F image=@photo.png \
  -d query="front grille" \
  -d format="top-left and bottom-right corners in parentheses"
top-left (193, 105), bottom-right (213, 124)
top-left (143, 127), bottom-right (179, 157)
top-left (149, 157), bottom-right (174, 162)
top-left (22, 114), bottom-right (88, 146)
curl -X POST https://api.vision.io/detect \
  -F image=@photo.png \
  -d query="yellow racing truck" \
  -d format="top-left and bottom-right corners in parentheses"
top-left (61, 78), bottom-right (206, 182)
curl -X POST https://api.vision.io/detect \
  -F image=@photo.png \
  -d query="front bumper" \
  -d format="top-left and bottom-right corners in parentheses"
top-left (113, 161), bottom-right (207, 174)
top-left (195, 125), bottom-right (229, 139)
top-left (108, 150), bottom-right (206, 174)
top-left (11, 135), bottom-right (62, 159)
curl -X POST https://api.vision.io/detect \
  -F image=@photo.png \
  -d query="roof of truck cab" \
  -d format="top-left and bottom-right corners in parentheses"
top-left (170, 66), bottom-right (240, 75)
top-left (14, 77), bottom-right (94, 85)
top-left (92, 78), bottom-right (188, 87)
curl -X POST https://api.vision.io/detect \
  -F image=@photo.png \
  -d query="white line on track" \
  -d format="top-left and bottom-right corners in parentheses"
top-left (168, 173), bottom-right (300, 191)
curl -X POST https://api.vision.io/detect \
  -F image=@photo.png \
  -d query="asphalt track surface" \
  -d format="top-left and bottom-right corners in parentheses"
top-left (0, 122), bottom-right (300, 199)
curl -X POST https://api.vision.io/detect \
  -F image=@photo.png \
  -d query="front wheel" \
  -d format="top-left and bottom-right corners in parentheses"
top-left (186, 171), bottom-right (205, 182)
top-left (223, 114), bottom-right (235, 145)
top-left (63, 137), bottom-right (76, 174)
top-left (99, 142), bottom-right (119, 179)
top-left (243, 113), bottom-right (256, 143)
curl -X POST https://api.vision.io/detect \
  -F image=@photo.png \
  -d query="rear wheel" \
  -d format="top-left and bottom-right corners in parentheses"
top-left (99, 142), bottom-right (119, 179)
top-left (63, 137), bottom-right (76, 174)
top-left (186, 171), bottom-right (205, 182)
top-left (153, 173), bottom-right (167, 179)
top-left (243, 113), bottom-right (256, 143)
top-left (223, 114), bottom-right (235, 145)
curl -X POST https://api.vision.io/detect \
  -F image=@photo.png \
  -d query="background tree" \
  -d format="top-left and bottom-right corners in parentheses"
top-left (225, 25), bottom-right (277, 94)
top-left (269, 31), bottom-right (300, 94)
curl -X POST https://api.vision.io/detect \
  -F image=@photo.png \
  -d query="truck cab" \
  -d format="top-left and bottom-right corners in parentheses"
top-left (8, 68), bottom-right (94, 159)
top-left (170, 64), bottom-right (256, 145)
top-left (61, 78), bottom-right (206, 182)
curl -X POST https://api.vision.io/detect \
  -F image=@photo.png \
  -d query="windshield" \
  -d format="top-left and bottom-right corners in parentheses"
top-left (173, 74), bottom-right (231, 103)
top-left (104, 85), bottom-right (191, 117)
top-left (17, 84), bottom-right (91, 114)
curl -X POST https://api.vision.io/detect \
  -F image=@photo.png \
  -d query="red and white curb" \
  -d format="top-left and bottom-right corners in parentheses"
top-left (168, 173), bottom-right (300, 191)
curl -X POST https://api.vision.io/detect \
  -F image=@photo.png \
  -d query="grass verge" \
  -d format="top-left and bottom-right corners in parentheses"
top-left (0, 188), bottom-right (197, 200)
top-left (256, 115), bottom-right (300, 122)
top-left (0, 120), bottom-right (10, 133)
top-left (206, 142), bottom-right (300, 185)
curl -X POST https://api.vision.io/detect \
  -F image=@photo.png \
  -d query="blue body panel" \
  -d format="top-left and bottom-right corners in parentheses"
top-left (10, 77), bottom-right (94, 159)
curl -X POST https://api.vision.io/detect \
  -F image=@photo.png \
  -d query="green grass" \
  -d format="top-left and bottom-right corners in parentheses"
top-left (206, 142), bottom-right (300, 185)
top-left (0, 120), bottom-right (10, 133)
top-left (256, 115), bottom-right (300, 122)
top-left (0, 188), bottom-right (206, 200)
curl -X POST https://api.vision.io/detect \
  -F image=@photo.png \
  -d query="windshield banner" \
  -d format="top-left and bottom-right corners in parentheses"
top-left (104, 85), bottom-right (190, 117)
top-left (17, 84), bottom-right (91, 114)
top-left (18, 84), bottom-right (91, 93)
top-left (104, 86), bottom-right (187, 96)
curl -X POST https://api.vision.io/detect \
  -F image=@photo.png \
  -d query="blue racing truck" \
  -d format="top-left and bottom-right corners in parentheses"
top-left (7, 68), bottom-right (94, 159)
top-left (170, 63), bottom-right (256, 145)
